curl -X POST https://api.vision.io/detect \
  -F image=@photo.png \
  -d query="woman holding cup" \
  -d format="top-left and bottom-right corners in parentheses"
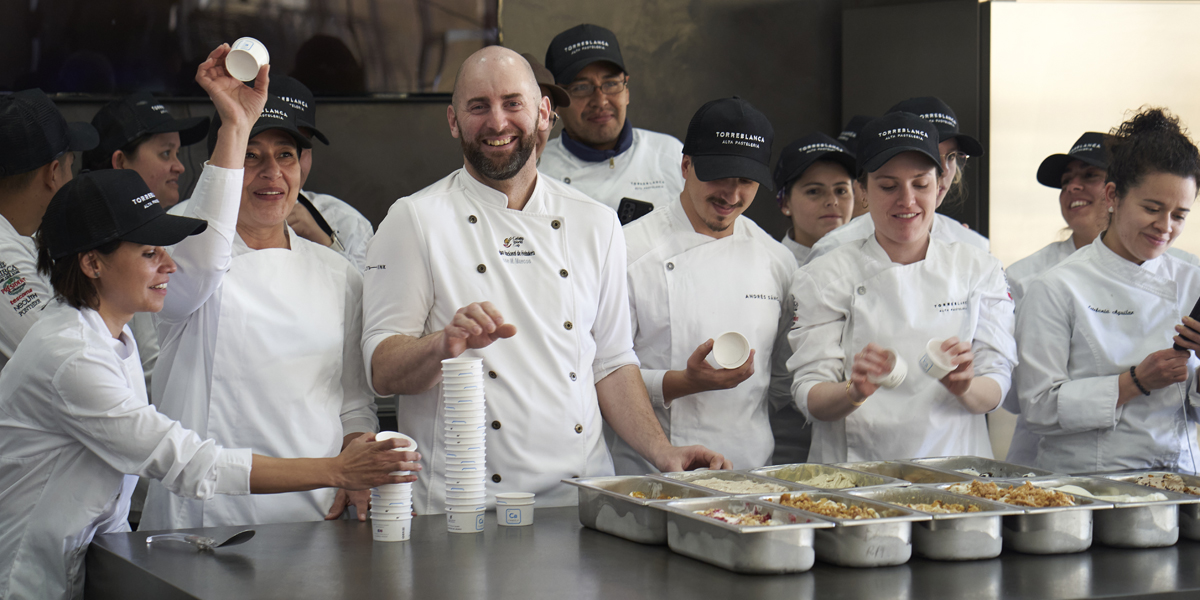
top-left (0, 45), bottom-right (417, 600)
top-left (1016, 108), bottom-right (1200, 474)
top-left (786, 112), bottom-right (1016, 463)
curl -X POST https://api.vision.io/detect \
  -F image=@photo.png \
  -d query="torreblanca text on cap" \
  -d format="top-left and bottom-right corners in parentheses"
top-left (226, 37), bottom-right (270, 82)
top-left (918, 339), bottom-right (955, 380)
top-left (712, 331), bottom-right (751, 369)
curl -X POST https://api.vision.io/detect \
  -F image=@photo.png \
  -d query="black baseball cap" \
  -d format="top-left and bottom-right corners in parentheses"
top-left (683, 97), bottom-right (774, 190)
top-left (1036, 132), bottom-right (1107, 188)
top-left (206, 94), bottom-right (314, 157)
top-left (856, 112), bottom-right (941, 175)
top-left (521, 53), bottom-right (571, 109)
top-left (545, 24), bottom-right (626, 84)
top-left (269, 76), bottom-right (329, 145)
top-left (887, 97), bottom-right (984, 157)
top-left (40, 169), bottom-right (207, 259)
top-left (0, 89), bottom-right (98, 177)
top-left (773, 133), bottom-right (856, 192)
top-left (84, 92), bottom-right (209, 169)
top-left (836, 115), bottom-right (873, 155)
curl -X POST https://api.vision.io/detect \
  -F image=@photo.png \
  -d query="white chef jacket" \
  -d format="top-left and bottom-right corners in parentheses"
top-left (538, 128), bottom-right (684, 212)
top-left (0, 300), bottom-right (251, 600)
top-left (302, 189), bottom-right (375, 271)
top-left (141, 165), bottom-right (376, 530)
top-left (1004, 239), bottom-right (1200, 466)
top-left (804, 213), bottom-right (989, 266)
top-left (780, 228), bottom-right (812, 265)
top-left (609, 201), bottom-right (795, 473)
top-left (1015, 237), bottom-right (1200, 474)
top-left (0, 214), bottom-right (51, 372)
top-left (788, 235), bottom-right (1016, 463)
top-left (362, 168), bottom-right (640, 514)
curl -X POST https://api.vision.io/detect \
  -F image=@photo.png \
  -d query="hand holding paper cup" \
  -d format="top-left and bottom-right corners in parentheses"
top-left (867, 350), bottom-right (908, 389)
top-left (711, 331), bottom-right (751, 369)
top-left (226, 37), bottom-right (270, 81)
top-left (918, 338), bottom-right (956, 380)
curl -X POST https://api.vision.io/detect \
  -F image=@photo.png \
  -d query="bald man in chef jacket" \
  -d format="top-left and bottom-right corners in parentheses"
top-left (610, 97), bottom-right (796, 474)
top-left (361, 46), bottom-right (729, 514)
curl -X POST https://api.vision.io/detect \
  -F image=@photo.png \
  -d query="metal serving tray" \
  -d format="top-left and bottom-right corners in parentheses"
top-left (908, 455), bottom-right (1058, 479)
top-left (1037, 475), bottom-right (1198, 548)
top-left (847, 486), bottom-right (1022, 561)
top-left (837, 460), bottom-right (973, 485)
top-left (750, 463), bottom-right (907, 490)
top-left (759, 491), bottom-right (928, 567)
top-left (658, 497), bottom-right (835, 574)
top-left (1093, 471), bottom-right (1200, 541)
top-left (659, 469), bottom-right (811, 495)
top-left (564, 476), bottom-right (725, 545)
top-left (936, 480), bottom-right (1110, 554)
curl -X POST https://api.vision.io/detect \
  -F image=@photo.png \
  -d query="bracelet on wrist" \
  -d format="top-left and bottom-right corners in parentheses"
top-left (847, 380), bottom-right (866, 407)
top-left (1130, 366), bottom-right (1152, 396)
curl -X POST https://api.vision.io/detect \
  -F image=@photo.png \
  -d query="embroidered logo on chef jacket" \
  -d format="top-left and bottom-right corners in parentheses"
top-left (498, 235), bottom-right (535, 264)
top-left (933, 300), bottom-right (968, 314)
top-left (631, 179), bottom-right (668, 191)
top-left (364, 264), bottom-right (386, 271)
top-left (1, 262), bottom-right (41, 317)
top-left (745, 293), bottom-right (780, 301)
top-left (1087, 305), bottom-right (1135, 316)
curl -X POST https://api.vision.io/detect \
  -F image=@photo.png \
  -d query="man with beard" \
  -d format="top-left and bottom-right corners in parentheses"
top-left (537, 24), bottom-right (684, 221)
top-left (361, 46), bottom-right (729, 514)
top-left (610, 97), bottom-right (796, 473)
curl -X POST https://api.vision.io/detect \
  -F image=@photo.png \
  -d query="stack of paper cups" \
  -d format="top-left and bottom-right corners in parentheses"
top-left (442, 357), bottom-right (487, 534)
top-left (370, 431), bottom-right (415, 542)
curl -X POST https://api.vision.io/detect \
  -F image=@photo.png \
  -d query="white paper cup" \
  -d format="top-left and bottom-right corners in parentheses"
top-left (446, 489), bottom-right (486, 499)
top-left (445, 483), bottom-right (486, 492)
top-left (226, 37), bottom-right (269, 82)
top-left (445, 496), bottom-right (487, 506)
top-left (498, 504), bottom-right (534, 527)
top-left (444, 389), bottom-right (486, 398)
top-left (446, 509), bottom-right (486, 534)
top-left (495, 492), bottom-right (535, 505)
top-left (445, 424), bottom-right (486, 433)
top-left (442, 375), bottom-right (483, 384)
top-left (371, 492), bottom-right (413, 501)
top-left (444, 419), bottom-right (486, 429)
top-left (867, 350), bottom-right (908, 389)
top-left (375, 431), bottom-right (418, 453)
top-left (371, 503), bottom-right (411, 513)
top-left (918, 338), bottom-right (956, 380)
top-left (442, 382), bottom-right (485, 392)
top-left (373, 518), bottom-right (411, 541)
top-left (711, 331), bottom-right (751, 369)
top-left (373, 483), bottom-right (412, 494)
top-left (445, 451), bottom-right (486, 460)
top-left (445, 475), bottom-right (487, 485)
top-left (441, 357), bottom-right (483, 369)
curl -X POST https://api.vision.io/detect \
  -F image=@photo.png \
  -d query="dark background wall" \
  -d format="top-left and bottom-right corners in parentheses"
top-left (54, 0), bottom-right (847, 239)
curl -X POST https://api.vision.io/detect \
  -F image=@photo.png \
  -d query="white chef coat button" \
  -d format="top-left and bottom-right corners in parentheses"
top-left (491, 420), bottom-right (501, 429)
top-left (552, 220), bottom-right (561, 229)
top-left (468, 215), bottom-right (477, 224)
top-left (559, 269), bottom-right (569, 278)
top-left (488, 370), bottom-right (497, 379)
top-left (856, 286), bottom-right (866, 295)
top-left (569, 372), bottom-right (577, 381)
top-left (666, 262), bottom-right (674, 271)
top-left (477, 264), bottom-right (486, 273)
top-left (563, 177), bottom-right (571, 184)
top-left (574, 424), bottom-right (583, 434)
top-left (564, 321), bottom-right (573, 330)
top-left (492, 473), bottom-right (502, 483)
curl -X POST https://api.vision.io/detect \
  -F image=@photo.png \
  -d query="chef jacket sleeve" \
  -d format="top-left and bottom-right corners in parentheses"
top-left (0, 243), bottom-right (51, 360)
top-left (1016, 277), bottom-right (1122, 435)
top-left (361, 199), bottom-right (433, 396)
top-left (628, 252), bottom-right (668, 407)
top-left (969, 260), bottom-right (1018, 406)
top-left (591, 212), bottom-right (641, 383)
top-left (339, 265), bottom-right (379, 436)
top-left (767, 285), bottom-right (796, 413)
top-left (160, 164), bottom-right (243, 323)
top-left (786, 268), bottom-right (848, 419)
top-left (51, 345), bottom-right (252, 498)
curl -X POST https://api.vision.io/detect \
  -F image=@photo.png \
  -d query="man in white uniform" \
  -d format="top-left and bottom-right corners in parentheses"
top-left (537, 24), bottom-right (684, 222)
top-left (806, 97), bottom-right (989, 265)
top-left (362, 46), bottom-right (728, 514)
top-left (612, 97), bottom-right (795, 473)
top-left (0, 89), bottom-right (97, 372)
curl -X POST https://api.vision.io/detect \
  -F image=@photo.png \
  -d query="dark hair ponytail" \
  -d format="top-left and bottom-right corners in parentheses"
top-left (1106, 107), bottom-right (1200, 199)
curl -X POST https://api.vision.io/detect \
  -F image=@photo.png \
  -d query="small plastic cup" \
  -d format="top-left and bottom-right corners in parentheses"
top-left (446, 508), bottom-right (486, 534)
top-left (495, 492), bottom-right (534, 505)
top-left (868, 350), bottom-right (909, 389)
top-left (375, 431), bottom-right (418, 453)
top-left (711, 331), bottom-right (751, 369)
top-left (226, 37), bottom-right (270, 82)
top-left (919, 338), bottom-right (956, 380)
top-left (373, 518), bottom-right (411, 541)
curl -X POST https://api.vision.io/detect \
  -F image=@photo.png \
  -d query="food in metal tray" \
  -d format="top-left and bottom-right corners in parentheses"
top-left (1049, 485), bottom-right (1167, 503)
top-left (904, 500), bottom-right (981, 514)
top-left (948, 480), bottom-right (1075, 508)
top-left (629, 491), bottom-right (680, 500)
top-left (689, 478), bottom-right (789, 494)
top-left (957, 467), bottom-right (1039, 478)
top-left (1134, 473), bottom-right (1200, 496)
top-left (694, 507), bottom-right (779, 526)
top-left (794, 471), bottom-right (857, 489)
top-left (776, 493), bottom-right (880, 519)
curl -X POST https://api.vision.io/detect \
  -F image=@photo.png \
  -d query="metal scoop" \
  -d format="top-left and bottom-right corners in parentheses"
top-left (146, 529), bottom-right (256, 552)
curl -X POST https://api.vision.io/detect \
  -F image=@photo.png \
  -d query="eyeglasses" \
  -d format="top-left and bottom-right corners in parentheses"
top-left (565, 77), bottom-right (628, 99)
top-left (941, 151), bottom-right (970, 170)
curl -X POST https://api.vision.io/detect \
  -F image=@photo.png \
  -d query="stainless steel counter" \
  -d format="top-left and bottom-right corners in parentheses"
top-left (85, 506), bottom-right (1200, 599)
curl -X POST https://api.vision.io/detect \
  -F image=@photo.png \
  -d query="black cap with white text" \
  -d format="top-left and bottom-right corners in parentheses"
top-left (887, 96), bottom-right (984, 157)
top-left (683, 97), bottom-right (775, 190)
top-left (836, 115), bottom-right (874, 155)
top-left (1036, 132), bottom-right (1107, 188)
top-left (545, 24), bottom-right (626, 84)
top-left (84, 92), bottom-right (210, 170)
top-left (856, 112), bottom-right (941, 175)
top-left (269, 76), bottom-right (329, 145)
top-left (773, 133), bottom-right (856, 192)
